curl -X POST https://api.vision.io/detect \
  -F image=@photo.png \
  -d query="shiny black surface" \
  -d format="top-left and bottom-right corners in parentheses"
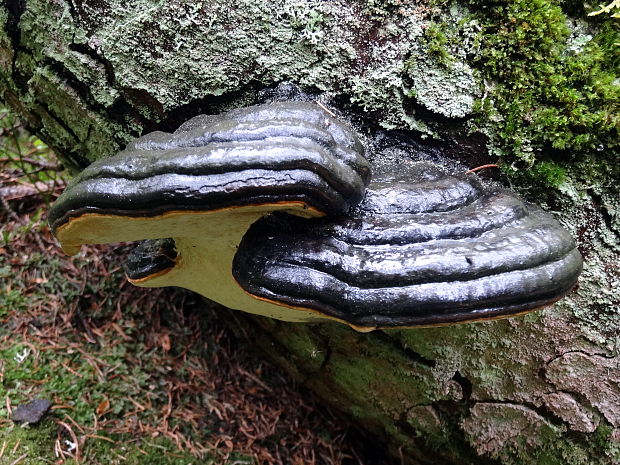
top-left (125, 238), bottom-right (178, 280)
top-left (49, 102), bottom-right (369, 231)
top-left (234, 161), bottom-right (583, 327)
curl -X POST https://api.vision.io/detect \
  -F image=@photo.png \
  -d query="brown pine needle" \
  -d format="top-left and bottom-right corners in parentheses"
top-left (465, 163), bottom-right (500, 174)
top-left (86, 434), bottom-right (115, 443)
top-left (57, 420), bottom-right (80, 462)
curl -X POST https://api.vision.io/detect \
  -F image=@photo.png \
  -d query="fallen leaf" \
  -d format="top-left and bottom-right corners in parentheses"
top-left (96, 399), bottom-right (110, 417)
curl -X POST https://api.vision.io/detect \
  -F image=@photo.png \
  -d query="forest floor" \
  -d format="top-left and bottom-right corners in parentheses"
top-left (0, 113), bottom-right (398, 465)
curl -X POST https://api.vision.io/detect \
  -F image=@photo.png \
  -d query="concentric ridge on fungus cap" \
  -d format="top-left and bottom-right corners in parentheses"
top-left (48, 101), bottom-right (370, 233)
top-left (233, 161), bottom-right (584, 328)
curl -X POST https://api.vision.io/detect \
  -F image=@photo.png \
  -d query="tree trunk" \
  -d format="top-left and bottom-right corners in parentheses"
top-left (1, 1), bottom-right (619, 464)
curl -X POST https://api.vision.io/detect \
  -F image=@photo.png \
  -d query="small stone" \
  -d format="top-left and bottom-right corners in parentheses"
top-left (11, 399), bottom-right (52, 425)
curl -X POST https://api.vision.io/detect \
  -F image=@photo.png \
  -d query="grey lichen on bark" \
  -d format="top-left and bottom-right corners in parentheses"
top-left (1, 1), bottom-right (619, 464)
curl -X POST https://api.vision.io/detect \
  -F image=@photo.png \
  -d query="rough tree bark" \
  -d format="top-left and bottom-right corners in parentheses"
top-left (1, 1), bottom-right (618, 464)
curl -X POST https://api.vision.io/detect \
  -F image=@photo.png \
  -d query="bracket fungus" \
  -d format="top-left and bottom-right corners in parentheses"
top-left (49, 101), bottom-right (370, 322)
top-left (49, 101), bottom-right (582, 331)
top-left (234, 161), bottom-right (583, 330)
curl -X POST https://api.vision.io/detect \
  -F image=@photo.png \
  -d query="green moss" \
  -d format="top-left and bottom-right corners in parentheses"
top-left (77, 436), bottom-right (250, 465)
top-left (421, 22), bottom-right (456, 67)
top-left (0, 422), bottom-right (250, 465)
top-left (363, 0), bottom-right (405, 20)
top-left (0, 9), bottom-right (12, 73)
top-left (0, 419), bottom-right (58, 464)
top-left (589, 425), bottom-right (620, 461)
top-left (532, 161), bottom-right (567, 187)
top-left (501, 159), bottom-right (568, 190)
top-left (494, 423), bottom-right (620, 465)
top-left (467, 0), bottom-right (619, 184)
top-left (254, 320), bottom-right (328, 377)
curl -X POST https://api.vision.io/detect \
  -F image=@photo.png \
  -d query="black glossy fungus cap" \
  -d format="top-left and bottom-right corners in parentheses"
top-left (48, 101), bottom-right (374, 324)
top-left (233, 161), bottom-right (583, 329)
top-left (49, 101), bottom-right (370, 236)
top-left (124, 238), bottom-right (178, 281)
